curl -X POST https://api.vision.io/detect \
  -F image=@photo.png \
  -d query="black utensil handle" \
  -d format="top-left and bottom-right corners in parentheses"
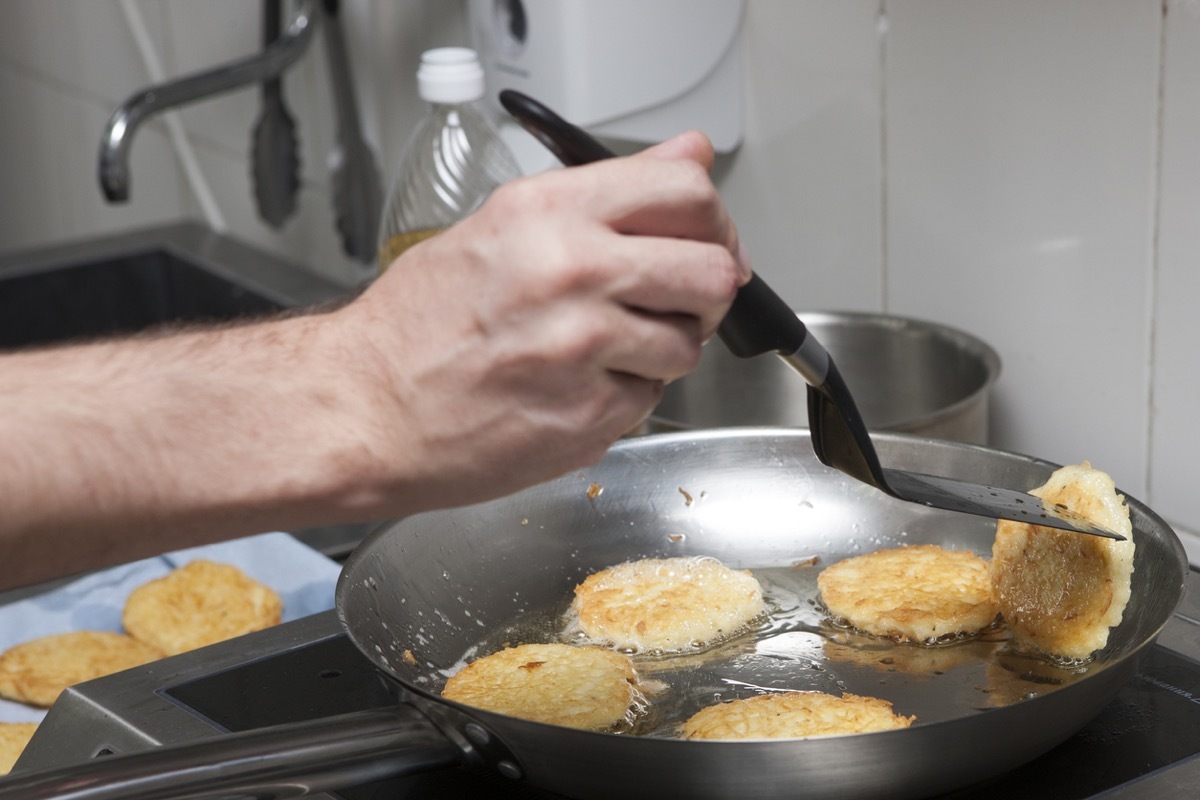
top-left (716, 273), bottom-right (805, 357)
top-left (499, 89), bottom-right (829, 385)
top-left (500, 90), bottom-right (616, 165)
top-left (261, 0), bottom-right (283, 98)
top-left (263, 0), bottom-right (282, 43)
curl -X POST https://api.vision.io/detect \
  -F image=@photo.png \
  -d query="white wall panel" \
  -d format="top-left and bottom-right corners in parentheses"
top-left (1151, 1), bottom-right (1200, 529)
top-left (0, 67), bottom-right (183, 253)
top-left (885, 0), bottom-right (1160, 494)
top-left (0, 0), bottom-right (166, 107)
top-left (722, 0), bottom-right (883, 312)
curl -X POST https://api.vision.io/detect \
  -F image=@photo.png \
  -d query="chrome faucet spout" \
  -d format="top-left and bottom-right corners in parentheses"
top-left (99, 0), bottom-right (318, 202)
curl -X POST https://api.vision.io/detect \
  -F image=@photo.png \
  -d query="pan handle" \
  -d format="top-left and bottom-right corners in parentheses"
top-left (0, 705), bottom-right (461, 800)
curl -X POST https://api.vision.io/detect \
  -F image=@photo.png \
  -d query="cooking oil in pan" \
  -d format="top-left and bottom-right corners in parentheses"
top-left (435, 564), bottom-right (1099, 738)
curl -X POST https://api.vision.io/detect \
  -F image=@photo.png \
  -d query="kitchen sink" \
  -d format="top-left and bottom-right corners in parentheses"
top-left (0, 222), bottom-right (350, 348)
top-left (0, 222), bottom-right (371, 559)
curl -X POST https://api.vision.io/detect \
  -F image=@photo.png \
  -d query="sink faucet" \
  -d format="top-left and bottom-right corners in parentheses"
top-left (99, 0), bottom-right (318, 202)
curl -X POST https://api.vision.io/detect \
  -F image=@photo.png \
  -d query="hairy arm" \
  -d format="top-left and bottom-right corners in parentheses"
top-left (0, 310), bottom-right (392, 587)
top-left (0, 131), bottom-right (749, 590)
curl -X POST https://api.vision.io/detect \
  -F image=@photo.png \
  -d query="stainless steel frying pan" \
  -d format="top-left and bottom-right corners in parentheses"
top-left (1, 430), bottom-right (1187, 800)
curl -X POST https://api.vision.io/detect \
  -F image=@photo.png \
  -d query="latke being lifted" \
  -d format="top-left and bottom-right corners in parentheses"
top-left (569, 556), bottom-right (765, 653)
top-left (442, 643), bottom-right (645, 731)
top-left (681, 691), bottom-right (915, 740)
top-left (817, 544), bottom-right (998, 643)
top-left (990, 462), bottom-right (1134, 661)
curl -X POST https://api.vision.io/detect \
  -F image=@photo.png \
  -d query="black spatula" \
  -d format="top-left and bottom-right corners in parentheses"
top-left (499, 89), bottom-right (1122, 540)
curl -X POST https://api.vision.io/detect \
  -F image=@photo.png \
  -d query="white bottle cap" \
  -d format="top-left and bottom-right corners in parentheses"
top-left (417, 47), bottom-right (485, 104)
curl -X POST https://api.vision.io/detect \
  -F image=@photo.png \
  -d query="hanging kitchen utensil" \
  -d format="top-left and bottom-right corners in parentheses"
top-left (321, 0), bottom-right (382, 263)
top-left (497, 89), bottom-right (1121, 540)
top-left (250, 0), bottom-right (301, 227)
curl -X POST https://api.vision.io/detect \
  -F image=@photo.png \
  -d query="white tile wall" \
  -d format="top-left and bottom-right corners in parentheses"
top-left (723, 0), bottom-right (884, 312)
top-left (1, 0), bottom-right (1198, 543)
top-left (0, 0), bottom-right (187, 250)
top-left (0, 0), bottom-right (167, 107)
top-left (885, 0), bottom-right (1161, 494)
top-left (1153, 0), bottom-right (1200, 531)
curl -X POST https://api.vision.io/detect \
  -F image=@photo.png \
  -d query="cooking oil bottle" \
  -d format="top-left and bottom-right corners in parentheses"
top-left (376, 47), bottom-right (520, 273)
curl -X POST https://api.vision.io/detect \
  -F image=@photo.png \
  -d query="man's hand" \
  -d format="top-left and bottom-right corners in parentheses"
top-left (343, 130), bottom-right (751, 512)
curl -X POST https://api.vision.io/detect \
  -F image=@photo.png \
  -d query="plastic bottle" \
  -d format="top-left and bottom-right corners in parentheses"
top-left (376, 47), bottom-right (521, 272)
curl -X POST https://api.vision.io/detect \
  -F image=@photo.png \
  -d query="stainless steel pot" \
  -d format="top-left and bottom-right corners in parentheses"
top-left (649, 312), bottom-right (1001, 444)
top-left (2, 430), bottom-right (1184, 800)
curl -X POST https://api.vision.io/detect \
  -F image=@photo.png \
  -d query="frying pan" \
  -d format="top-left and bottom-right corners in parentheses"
top-left (1, 431), bottom-right (1187, 799)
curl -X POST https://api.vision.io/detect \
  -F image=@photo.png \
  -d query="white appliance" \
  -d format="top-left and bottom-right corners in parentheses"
top-left (467, 0), bottom-right (745, 172)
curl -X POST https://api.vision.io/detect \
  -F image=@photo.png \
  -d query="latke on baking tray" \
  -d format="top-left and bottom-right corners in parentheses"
top-left (0, 631), bottom-right (163, 708)
top-left (0, 722), bottom-right (38, 775)
top-left (122, 559), bottom-right (282, 656)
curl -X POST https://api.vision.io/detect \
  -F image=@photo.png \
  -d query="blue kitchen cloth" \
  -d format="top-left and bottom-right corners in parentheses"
top-left (0, 531), bottom-right (341, 723)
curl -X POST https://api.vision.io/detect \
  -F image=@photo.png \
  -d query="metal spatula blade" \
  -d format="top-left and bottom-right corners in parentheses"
top-left (808, 345), bottom-right (1121, 538)
top-left (499, 89), bottom-right (1123, 541)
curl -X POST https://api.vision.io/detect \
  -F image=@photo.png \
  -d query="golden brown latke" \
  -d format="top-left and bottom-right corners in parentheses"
top-left (818, 545), bottom-right (998, 643)
top-left (122, 560), bottom-right (282, 656)
top-left (0, 631), bottom-right (163, 708)
top-left (569, 556), bottom-right (765, 653)
top-left (990, 462), bottom-right (1134, 660)
top-left (0, 722), bottom-right (38, 775)
top-left (681, 691), bottom-right (915, 740)
top-left (442, 643), bottom-right (645, 731)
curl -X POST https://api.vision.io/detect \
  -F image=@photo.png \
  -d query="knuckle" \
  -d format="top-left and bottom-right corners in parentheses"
top-left (677, 159), bottom-right (719, 202)
top-left (554, 313), bottom-right (611, 364)
top-left (489, 175), bottom-right (547, 213)
top-left (539, 237), bottom-right (611, 298)
top-left (661, 334), bottom-right (705, 383)
top-left (700, 246), bottom-right (743, 302)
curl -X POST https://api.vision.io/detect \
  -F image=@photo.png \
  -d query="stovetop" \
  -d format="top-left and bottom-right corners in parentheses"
top-left (13, 571), bottom-right (1200, 799)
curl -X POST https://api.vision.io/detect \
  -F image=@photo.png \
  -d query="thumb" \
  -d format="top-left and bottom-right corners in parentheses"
top-left (633, 130), bottom-right (715, 171)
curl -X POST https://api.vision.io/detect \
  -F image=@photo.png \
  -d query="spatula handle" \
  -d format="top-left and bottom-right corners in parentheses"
top-left (500, 90), bottom-right (615, 166)
top-left (717, 273), bottom-right (801, 356)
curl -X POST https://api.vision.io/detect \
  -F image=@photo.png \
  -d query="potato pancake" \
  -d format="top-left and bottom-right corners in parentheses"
top-left (817, 545), bottom-right (998, 643)
top-left (569, 556), bottom-right (765, 653)
top-left (0, 631), bottom-right (163, 708)
top-left (681, 691), bottom-right (914, 740)
top-left (0, 722), bottom-right (37, 775)
top-left (442, 643), bottom-right (644, 731)
top-left (123, 560), bottom-right (282, 656)
top-left (990, 462), bottom-right (1134, 660)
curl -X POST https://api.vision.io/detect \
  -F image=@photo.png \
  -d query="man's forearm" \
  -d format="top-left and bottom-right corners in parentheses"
top-left (0, 308), bottom-right (392, 588)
